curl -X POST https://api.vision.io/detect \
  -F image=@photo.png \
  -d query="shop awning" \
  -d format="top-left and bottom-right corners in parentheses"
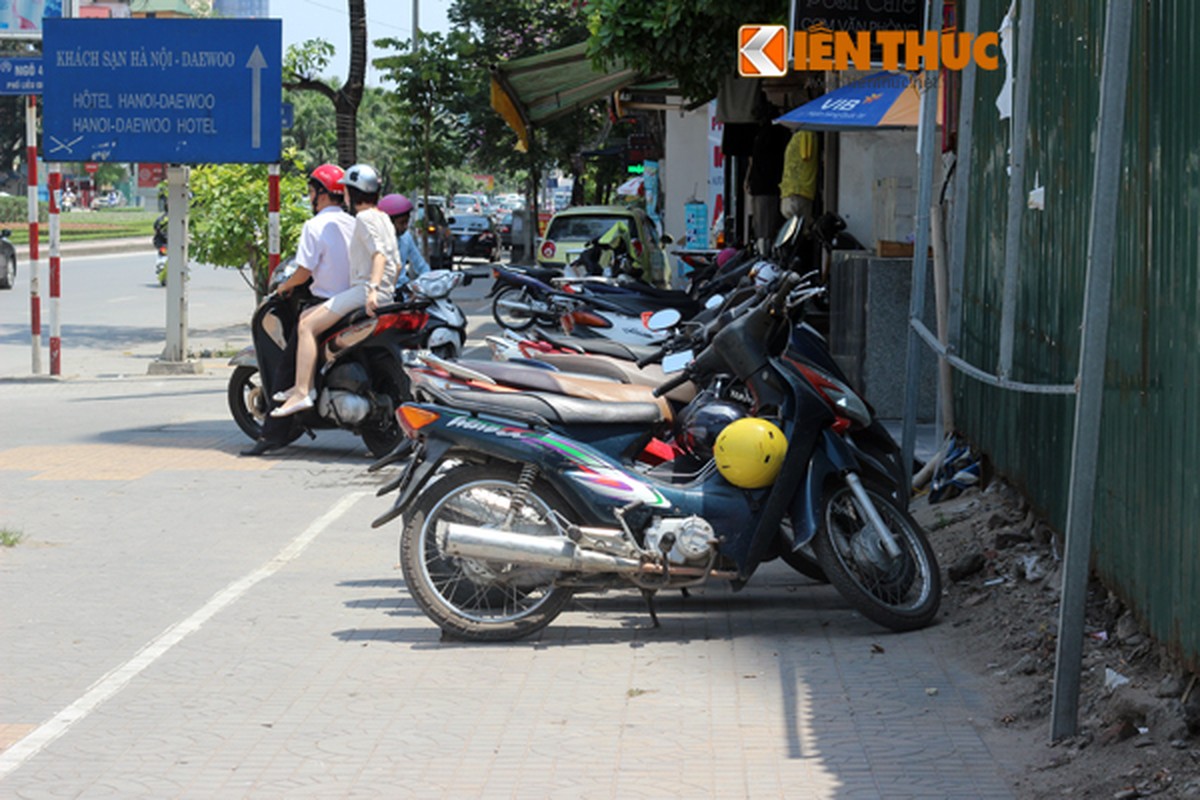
top-left (490, 42), bottom-right (643, 152)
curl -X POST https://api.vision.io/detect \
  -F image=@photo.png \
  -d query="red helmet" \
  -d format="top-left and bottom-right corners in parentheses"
top-left (378, 193), bottom-right (414, 217)
top-left (309, 163), bottom-right (345, 194)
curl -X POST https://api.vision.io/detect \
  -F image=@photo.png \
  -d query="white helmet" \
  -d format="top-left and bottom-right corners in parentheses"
top-left (343, 163), bottom-right (381, 193)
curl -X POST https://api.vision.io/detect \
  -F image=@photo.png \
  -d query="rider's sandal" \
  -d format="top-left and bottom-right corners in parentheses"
top-left (270, 390), bottom-right (315, 418)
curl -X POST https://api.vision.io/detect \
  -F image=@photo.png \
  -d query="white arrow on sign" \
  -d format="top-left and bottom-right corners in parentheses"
top-left (246, 45), bottom-right (267, 149)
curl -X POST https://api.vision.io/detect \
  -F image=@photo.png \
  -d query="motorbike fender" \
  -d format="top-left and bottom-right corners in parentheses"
top-left (370, 438), bottom-right (453, 529)
top-left (425, 326), bottom-right (464, 356)
top-left (788, 429), bottom-right (868, 549)
top-left (228, 345), bottom-right (257, 368)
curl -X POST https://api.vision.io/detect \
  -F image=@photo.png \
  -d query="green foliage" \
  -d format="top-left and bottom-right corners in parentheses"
top-left (189, 151), bottom-right (310, 296)
top-left (587, 0), bottom-right (784, 102)
top-left (0, 196), bottom-right (44, 225)
top-left (284, 38), bottom-right (336, 83)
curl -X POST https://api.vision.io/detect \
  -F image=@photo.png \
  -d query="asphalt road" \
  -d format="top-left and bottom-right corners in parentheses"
top-left (0, 253), bottom-right (1014, 798)
top-left (0, 252), bottom-right (501, 380)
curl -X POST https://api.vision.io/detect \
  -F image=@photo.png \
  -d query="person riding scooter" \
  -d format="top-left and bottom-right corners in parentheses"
top-left (240, 162), bottom-right (357, 455)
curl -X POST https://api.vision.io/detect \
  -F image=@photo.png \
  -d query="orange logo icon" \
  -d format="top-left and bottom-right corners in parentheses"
top-left (738, 25), bottom-right (787, 78)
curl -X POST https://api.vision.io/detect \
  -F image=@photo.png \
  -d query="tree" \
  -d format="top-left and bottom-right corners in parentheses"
top-left (586, 0), bottom-right (783, 102)
top-left (281, 0), bottom-right (367, 165)
top-left (188, 152), bottom-right (310, 298)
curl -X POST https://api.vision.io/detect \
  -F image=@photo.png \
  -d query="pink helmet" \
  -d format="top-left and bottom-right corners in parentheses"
top-left (716, 247), bottom-right (739, 269)
top-left (378, 193), bottom-right (414, 217)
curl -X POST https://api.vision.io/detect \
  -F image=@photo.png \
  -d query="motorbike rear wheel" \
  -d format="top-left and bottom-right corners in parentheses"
top-left (491, 285), bottom-right (538, 331)
top-left (360, 357), bottom-right (409, 458)
top-left (812, 480), bottom-right (940, 631)
top-left (399, 462), bottom-right (574, 641)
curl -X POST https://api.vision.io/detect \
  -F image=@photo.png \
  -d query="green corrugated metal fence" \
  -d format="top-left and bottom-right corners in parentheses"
top-left (958, 0), bottom-right (1200, 668)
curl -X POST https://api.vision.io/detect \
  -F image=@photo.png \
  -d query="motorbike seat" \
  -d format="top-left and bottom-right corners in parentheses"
top-left (497, 265), bottom-right (561, 284)
top-left (535, 332), bottom-right (660, 363)
top-left (534, 353), bottom-right (697, 404)
top-left (455, 359), bottom-right (674, 421)
top-left (431, 386), bottom-right (666, 427)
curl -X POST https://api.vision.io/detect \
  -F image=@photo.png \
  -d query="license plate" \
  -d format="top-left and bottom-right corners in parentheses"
top-left (459, 234), bottom-right (472, 242)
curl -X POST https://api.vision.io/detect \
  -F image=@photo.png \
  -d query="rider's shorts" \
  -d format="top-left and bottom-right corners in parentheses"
top-left (319, 284), bottom-right (369, 316)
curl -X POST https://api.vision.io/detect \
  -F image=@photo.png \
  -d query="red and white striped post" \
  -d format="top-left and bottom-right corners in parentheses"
top-left (26, 95), bottom-right (41, 375)
top-left (48, 166), bottom-right (62, 376)
top-left (267, 163), bottom-right (280, 289)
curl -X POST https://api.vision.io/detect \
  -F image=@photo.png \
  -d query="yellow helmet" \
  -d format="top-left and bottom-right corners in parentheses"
top-left (714, 418), bottom-right (788, 489)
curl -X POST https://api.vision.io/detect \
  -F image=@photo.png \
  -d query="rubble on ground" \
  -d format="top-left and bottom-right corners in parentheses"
top-left (911, 479), bottom-right (1200, 799)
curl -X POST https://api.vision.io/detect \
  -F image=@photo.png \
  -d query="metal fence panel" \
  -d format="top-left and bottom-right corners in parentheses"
top-left (957, 0), bottom-right (1200, 667)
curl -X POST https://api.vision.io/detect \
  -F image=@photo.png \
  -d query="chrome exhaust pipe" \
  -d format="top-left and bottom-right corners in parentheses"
top-left (440, 523), bottom-right (644, 574)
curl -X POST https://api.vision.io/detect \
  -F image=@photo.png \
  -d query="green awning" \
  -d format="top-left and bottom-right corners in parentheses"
top-left (490, 42), bottom-right (643, 152)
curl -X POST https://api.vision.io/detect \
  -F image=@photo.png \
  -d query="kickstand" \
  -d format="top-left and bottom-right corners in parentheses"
top-left (640, 589), bottom-right (660, 628)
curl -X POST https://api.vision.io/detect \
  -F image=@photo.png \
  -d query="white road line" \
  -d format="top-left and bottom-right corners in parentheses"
top-left (0, 490), bottom-right (370, 781)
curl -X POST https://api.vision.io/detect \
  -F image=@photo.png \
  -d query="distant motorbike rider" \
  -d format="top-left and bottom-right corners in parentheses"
top-left (241, 163), bottom-right (356, 455)
top-left (272, 163), bottom-right (401, 418)
top-left (378, 193), bottom-right (430, 296)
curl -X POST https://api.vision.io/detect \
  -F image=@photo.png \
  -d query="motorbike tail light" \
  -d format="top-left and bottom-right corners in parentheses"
top-left (397, 405), bottom-right (440, 436)
top-left (631, 238), bottom-right (644, 258)
top-left (567, 310), bottom-right (611, 329)
top-left (794, 362), bottom-right (872, 428)
top-left (427, 225), bottom-right (437, 234)
top-left (375, 311), bottom-right (429, 333)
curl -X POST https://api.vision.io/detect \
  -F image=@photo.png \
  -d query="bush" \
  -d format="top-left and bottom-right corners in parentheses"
top-left (189, 150), bottom-right (310, 297)
top-left (0, 195), bottom-right (46, 224)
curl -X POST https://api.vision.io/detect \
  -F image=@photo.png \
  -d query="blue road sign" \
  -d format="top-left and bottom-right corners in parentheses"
top-left (0, 57), bottom-right (44, 95)
top-left (43, 18), bottom-right (281, 164)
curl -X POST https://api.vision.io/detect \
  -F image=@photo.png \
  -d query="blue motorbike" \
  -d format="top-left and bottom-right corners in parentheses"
top-left (377, 273), bottom-right (940, 641)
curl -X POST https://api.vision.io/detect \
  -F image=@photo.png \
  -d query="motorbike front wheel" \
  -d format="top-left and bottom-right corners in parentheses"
top-left (399, 463), bottom-right (575, 641)
top-left (812, 480), bottom-right (940, 631)
top-left (491, 286), bottom-right (539, 332)
top-left (228, 365), bottom-right (268, 440)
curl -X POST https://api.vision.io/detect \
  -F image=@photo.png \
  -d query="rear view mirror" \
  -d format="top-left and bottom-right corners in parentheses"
top-left (704, 294), bottom-right (725, 309)
top-left (645, 308), bottom-right (682, 331)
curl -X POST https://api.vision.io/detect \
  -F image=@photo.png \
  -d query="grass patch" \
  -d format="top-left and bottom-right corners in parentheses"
top-left (0, 529), bottom-right (24, 548)
top-left (4, 209), bottom-right (158, 244)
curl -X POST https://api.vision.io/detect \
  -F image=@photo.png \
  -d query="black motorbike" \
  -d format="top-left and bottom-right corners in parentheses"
top-left (0, 228), bottom-right (15, 290)
top-left (227, 266), bottom-right (469, 457)
top-left (375, 272), bottom-right (940, 640)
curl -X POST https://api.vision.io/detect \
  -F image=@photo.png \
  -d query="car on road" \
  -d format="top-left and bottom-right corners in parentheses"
top-left (536, 205), bottom-right (670, 285)
top-left (448, 213), bottom-right (500, 262)
top-left (450, 193), bottom-right (482, 215)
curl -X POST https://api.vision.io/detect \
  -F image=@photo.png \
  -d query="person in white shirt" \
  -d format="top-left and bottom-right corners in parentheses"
top-left (378, 193), bottom-right (431, 293)
top-left (272, 163), bottom-right (400, 418)
top-left (242, 163), bottom-right (356, 455)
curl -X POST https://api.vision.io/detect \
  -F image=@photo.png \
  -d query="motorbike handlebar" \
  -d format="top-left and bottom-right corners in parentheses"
top-left (652, 369), bottom-right (692, 398)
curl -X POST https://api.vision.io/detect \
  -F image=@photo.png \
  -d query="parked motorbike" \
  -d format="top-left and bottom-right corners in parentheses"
top-left (0, 228), bottom-right (16, 290)
top-left (153, 214), bottom-right (168, 286)
top-left (227, 266), bottom-right (469, 457)
top-left (375, 272), bottom-right (939, 641)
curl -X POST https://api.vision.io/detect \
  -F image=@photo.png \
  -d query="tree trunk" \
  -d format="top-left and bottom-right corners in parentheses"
top-left (282, 0), bottom-right (366, 167)
top-left (336, 0), bottom-right (368, 166)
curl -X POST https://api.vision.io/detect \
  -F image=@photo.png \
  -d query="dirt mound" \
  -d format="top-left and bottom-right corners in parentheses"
top-left (913, 481), bottom-right (1200, 798)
